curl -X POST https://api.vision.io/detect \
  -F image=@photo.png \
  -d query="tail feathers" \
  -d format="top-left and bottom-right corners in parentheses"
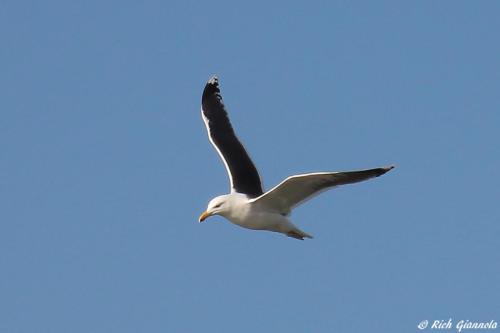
top-left (286, 228), bottom-right (313, 240)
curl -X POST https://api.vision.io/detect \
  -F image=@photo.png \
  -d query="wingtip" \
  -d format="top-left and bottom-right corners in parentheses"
top-left (381, 165), bottom-right (395, 174)
top-left (207, 75), bottom-right (219, 85)
top-left (373, 165), bottom-right (395, 177)
top-left (202, 75), bottom-right (221, 103)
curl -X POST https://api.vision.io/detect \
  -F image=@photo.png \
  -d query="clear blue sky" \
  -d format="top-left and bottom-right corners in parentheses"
top-left (1, 1), bottom-right (499, 332)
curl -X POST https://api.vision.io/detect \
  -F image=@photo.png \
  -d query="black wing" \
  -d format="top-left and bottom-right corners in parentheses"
top-left (201, 76), bottom-right (263, 197)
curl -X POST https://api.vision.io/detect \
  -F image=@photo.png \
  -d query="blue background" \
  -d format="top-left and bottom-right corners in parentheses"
top-left (1, 1), bottom-right (499, 332)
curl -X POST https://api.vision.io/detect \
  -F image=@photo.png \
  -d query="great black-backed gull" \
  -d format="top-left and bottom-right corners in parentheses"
top-left (199, 76), bottom-right (394, 240)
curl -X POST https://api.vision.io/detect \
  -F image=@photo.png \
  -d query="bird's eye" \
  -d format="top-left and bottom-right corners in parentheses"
top-left (214, 203), bottom-right (222, 209)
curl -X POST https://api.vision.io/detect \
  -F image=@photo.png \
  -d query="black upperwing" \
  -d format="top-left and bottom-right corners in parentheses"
top-left (201, 76), bottom-right (263, 197)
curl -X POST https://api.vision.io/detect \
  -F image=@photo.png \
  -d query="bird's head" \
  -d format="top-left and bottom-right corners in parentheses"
top-left (199, 195), bottom-right (229, 222)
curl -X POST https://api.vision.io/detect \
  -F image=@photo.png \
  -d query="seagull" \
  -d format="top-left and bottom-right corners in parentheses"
top-left (199, 76), bottom-right (394, 240)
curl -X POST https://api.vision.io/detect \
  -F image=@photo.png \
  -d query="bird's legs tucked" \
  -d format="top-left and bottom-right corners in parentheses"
top-left (286, 230), bottom-right (306, 240)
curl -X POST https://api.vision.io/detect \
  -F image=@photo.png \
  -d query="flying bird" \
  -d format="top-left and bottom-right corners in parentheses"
top-left (199, 76), bottom-right (393, 240)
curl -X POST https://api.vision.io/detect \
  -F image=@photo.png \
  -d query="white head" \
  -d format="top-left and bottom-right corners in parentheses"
top-left (199, 195), bottom-right (231, 222)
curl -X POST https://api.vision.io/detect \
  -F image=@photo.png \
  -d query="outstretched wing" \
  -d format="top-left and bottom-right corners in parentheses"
top-left (201, 76), bottom-right (263, 198)
top-left (251, 166), bottom-right (394, 214)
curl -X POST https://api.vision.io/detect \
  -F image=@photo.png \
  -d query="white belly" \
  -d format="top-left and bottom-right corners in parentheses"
top-left (227, 207), bottom-right (292, 233)
top-left (216, 193), bottom-right (303, 237)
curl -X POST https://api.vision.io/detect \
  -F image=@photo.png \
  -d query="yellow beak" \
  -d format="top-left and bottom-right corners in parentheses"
top-left (199, 211), bottom-right (211, 222)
